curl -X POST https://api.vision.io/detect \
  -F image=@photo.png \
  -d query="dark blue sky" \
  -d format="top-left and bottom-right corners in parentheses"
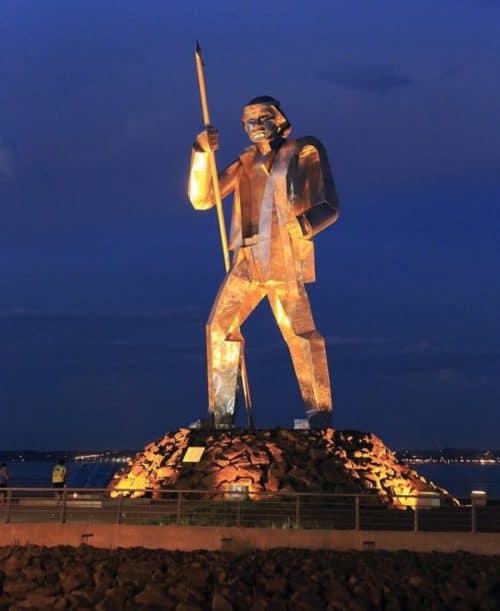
top-left (0, 1), bottom-right (498, 449)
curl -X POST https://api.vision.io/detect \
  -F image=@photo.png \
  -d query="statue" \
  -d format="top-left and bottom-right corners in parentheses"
top-left (188, 92), bottom-right (340, 429)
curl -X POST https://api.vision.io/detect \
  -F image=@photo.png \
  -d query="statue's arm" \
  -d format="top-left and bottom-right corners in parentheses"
top-left (289, 139), bottom-right (340, 239)
top-left (188, 141), bottom-right (241, 210)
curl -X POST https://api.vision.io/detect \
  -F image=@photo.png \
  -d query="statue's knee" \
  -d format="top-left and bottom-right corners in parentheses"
top-left (206, 322), bottom-right (225, 344)
top-left (286, 329), bottom-right (322, 344)
top-left (300, 329), bottom-right (324, 343)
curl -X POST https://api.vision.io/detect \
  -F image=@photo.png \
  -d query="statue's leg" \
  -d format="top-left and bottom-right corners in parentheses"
top-left (206, 252), bottom-right (265, 427)
top-left (267, 283), bottom-right (333, 428)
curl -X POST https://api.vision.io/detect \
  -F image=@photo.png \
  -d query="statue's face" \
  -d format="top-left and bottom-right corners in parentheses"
top-left (242, 104), bottom-right (279, 143)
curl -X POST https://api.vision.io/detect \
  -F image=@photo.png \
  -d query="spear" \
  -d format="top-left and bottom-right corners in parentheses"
top-left (194, 41), bottom-right (254, 428)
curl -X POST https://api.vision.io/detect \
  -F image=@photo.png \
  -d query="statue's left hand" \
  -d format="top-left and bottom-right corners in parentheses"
top-left (286, 219), bottom-right (304, 240)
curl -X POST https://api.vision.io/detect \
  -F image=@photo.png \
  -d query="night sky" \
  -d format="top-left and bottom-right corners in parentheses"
top-left (0, 1), bottom-right (498, 450)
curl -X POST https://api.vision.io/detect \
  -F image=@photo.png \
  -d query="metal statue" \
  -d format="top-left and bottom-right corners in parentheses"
top-left (188, 91), bottom-right (340, 429)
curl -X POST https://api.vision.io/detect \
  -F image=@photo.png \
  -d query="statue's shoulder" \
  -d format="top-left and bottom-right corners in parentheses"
top-left (282, 137), bottom-right (327, 167)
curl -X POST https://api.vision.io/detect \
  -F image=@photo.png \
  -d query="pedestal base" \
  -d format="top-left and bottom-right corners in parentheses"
top-left (110, 428), bottom-right (457, 508)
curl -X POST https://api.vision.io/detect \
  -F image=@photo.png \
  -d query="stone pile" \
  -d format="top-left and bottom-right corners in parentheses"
top-left (110, 429), bottom-right (456, 506)
top-left (0, 545), bottom-right (499, 610)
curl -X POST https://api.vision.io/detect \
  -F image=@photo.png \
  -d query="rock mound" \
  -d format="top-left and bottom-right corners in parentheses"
top-left (110, 428), bottom-right (457, 507)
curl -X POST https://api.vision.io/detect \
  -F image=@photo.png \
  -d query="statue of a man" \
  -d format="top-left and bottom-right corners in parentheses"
top-left (188, 96), bottom-right (340, 428)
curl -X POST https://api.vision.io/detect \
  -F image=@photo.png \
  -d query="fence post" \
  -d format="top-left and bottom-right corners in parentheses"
top-left (414, 506), bottom-right (419, 532)
top-left (60, 490), bottom-right (68, 524)
top-left (176, 492), bottom-right (182, 524)
top-left (236, 501), bottom-right (241, 527)
top-left (471, 500), bottom-right (477, 533)
top-left (4, 489), bottom-right (12, 524)
top-left (295, 496), bottom-right (301, 529)
top-left (355, 496), bottom-right (360, 531)
top-left (117, 495), bottom-right (123, 525)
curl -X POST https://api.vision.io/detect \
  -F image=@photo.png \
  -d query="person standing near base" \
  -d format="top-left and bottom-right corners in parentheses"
top-left (0, 463), bottom-right (8, 503)
top-left (52, 458), bottom-right (67, 503)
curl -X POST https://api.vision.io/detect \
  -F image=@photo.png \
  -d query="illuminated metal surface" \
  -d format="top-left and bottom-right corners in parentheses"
top-left (188, 98), bottom-right (340, 428)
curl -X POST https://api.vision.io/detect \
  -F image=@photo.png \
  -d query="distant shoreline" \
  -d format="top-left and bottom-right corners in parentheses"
top-left (2, 448), bottom-right (500, 465)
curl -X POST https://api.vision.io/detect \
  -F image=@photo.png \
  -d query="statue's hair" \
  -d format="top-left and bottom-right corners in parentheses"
top-left (246, 95), bottom-right (281, 107)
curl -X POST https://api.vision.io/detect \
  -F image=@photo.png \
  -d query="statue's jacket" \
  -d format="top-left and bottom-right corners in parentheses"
top-left (189, 136), bottom-right (340, 285)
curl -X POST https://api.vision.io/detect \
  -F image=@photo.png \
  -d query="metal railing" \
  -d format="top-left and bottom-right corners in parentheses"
top-left (0, 488), bottom-right (498, 533)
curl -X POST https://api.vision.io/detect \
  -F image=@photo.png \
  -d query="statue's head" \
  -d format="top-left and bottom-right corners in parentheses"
top-left (242, 96), bottom-right (291, 143)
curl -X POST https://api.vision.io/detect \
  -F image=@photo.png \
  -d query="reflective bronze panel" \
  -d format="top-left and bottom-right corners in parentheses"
top-left (188, 100), bottom-right (340, 428)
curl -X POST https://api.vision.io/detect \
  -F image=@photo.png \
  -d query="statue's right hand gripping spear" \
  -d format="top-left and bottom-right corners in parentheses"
top-left (194, 41), bottom-right (254, 428)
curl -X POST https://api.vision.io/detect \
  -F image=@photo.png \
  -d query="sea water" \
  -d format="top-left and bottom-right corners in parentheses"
top-left (4, 461), bottom-right (500, 498)
top-left (5, 461), bottom-right (121, 489)
top-left (415, 463), bottom-right (500, 498)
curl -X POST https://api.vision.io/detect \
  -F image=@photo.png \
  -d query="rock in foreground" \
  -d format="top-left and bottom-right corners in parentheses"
top-left (110, 428), bottom-right (457, 507)
top-left (0, 546), bottom-right (499, 610)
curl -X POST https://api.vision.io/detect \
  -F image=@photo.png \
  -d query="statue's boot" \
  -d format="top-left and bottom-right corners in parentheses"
top-left (307, 409), bottom-right (333, 429)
